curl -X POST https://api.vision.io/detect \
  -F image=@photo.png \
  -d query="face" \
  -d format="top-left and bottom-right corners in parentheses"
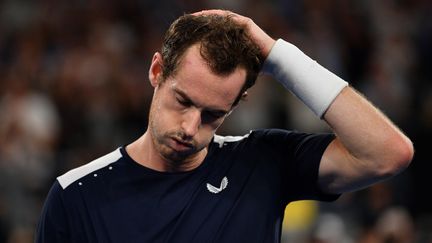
top-left (148, 44), bottom-right (247, 164)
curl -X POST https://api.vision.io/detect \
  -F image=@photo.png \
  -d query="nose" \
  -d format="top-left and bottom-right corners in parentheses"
top-left (181, 108), bottom-right (201, 138)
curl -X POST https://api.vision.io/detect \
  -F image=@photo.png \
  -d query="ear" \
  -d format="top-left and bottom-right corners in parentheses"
top-left (241, 91), bottom-right (249, 101)
top-left (149, 52), bottom-right (163, 88)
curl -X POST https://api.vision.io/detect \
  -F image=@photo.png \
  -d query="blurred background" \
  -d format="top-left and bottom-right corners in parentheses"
top-left (0, 0), bottom-right (431, 242)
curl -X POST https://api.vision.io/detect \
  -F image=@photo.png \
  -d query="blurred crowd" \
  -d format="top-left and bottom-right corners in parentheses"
top-left (0, 0), bottom-right (431, 242)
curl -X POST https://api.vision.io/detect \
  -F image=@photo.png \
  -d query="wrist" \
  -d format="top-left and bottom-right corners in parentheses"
top-left (260, 38), bottom-right (276, 59)
top-left (262, 39), bottom-right (348, 118)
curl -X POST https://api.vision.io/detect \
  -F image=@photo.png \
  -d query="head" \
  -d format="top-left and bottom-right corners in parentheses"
top-left (162, 13), bottom-right (263, 105)
top-left (147, 13), bottom-right (263, 165)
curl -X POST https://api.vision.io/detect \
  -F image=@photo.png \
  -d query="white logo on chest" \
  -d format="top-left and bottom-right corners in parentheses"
top-left (206, 176), bottom-right (228, 194)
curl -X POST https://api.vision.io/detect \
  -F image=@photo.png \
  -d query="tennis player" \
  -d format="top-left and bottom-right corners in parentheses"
top-left (35, 10), bottom-right (413, 243)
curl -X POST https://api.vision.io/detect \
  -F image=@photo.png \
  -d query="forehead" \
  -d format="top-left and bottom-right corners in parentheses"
top-left (168, 44), bottom-right (247, 110)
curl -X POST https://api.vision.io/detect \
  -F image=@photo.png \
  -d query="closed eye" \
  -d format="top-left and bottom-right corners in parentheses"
top-left (207, 111), bottom-right (226, 119)
top-left (173, 87), bottom-right (229, 122)
top-left (176, 96), bottom-right (192, 107)
top-left (202, 110), bottom-right (227, 122)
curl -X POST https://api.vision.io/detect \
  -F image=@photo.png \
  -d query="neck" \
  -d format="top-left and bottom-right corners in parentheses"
top-left (126, 132), bottom-right (207, 172)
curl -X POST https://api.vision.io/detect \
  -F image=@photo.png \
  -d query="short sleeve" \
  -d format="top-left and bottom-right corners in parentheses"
top-left (35, 181), bottom-right (71, 243)
top-left (257, 129), bottom-right (340, 203)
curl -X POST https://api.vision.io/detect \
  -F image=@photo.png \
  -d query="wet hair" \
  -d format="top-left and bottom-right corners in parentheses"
top-left (161, 13), bottom-right (264, 105)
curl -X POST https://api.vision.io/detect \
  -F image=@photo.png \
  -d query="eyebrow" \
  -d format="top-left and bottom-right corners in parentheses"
top-left (173, 87), bottom-right (230, 115)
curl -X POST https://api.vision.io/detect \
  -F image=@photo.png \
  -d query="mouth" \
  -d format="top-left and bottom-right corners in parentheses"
top-left (170, 137), bottom-right (194, 152)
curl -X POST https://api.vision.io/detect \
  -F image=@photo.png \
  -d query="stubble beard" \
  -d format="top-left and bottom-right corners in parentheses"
top-left (148, 110), bottom-right (199, 165)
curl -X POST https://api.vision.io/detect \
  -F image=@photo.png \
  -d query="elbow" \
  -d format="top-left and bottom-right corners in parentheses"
top-left (393, 135), bottom-right (414, 171)
top-left (397, 136), bottom-right (414, 169)
top-left (379, 135), bottom-right (414, 178)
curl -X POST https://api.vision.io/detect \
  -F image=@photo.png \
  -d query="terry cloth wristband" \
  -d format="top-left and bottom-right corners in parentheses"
top-left (262, 39), bottom-right (348, 118)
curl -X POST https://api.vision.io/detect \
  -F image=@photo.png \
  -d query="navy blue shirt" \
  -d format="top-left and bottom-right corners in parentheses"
top-left (36, 129), bottom-right (338, 243)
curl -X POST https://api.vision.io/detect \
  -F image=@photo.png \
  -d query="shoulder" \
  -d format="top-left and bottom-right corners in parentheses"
top-left (213, 129), bottom-right (309, 144)
top-left (212, 129), bottom-right (334, 160)
top-left (213, 129), bottom-right (289, 142)
top-left (213, 132), bottom-right (251, 147)
top-left (211, 129), bottom-right (303, 153)
top-left (212, 129), bottom-right (274, 149)
top-left (57, 148), bottom-right (123, 189)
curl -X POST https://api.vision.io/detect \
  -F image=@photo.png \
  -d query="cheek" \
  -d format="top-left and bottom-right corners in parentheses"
top-left (154, 110), bottom-right (179, 134)
top-left (151, 94), bottom-right (179, 128)
top-left (204, 116), bottom-right (226, 133)
top-left (195, 120), bottom-right (224, 144)
top-left (193, 131), bottom-right (214, 150)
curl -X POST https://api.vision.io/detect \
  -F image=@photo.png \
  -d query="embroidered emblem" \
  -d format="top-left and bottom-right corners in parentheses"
top-left (206, 177), bottom-right (228, 194)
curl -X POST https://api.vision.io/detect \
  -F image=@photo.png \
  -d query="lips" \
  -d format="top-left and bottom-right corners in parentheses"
top-left (170, 137), bottom-right (194, 152)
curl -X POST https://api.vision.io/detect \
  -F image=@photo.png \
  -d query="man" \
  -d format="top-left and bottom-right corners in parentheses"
top-left (35, 10), bottom-right (413, 243)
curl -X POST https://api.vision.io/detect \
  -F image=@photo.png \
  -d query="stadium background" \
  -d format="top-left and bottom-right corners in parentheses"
top-left (0, 0), bottom-right (431, 242)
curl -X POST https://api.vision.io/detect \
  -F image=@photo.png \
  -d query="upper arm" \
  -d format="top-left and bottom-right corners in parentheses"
top-left (318, 138), bottom-right (370, 194)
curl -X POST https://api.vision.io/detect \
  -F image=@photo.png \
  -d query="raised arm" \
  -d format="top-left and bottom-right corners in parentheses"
top-left (194, 10), bottom-right (414, 194)
top-left (318, 87), bottom-right (413, 194)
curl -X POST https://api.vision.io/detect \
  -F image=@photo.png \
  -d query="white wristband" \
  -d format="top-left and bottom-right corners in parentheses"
top-left (262, 39), bottom-right (348, 118)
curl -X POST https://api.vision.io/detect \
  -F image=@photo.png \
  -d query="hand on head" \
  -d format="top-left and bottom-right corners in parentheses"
top-left (192, 10), bottom-right (276, 58)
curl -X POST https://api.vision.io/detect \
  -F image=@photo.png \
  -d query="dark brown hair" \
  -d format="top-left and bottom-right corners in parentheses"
top-left (161, 13), bottom-right (263, 105)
